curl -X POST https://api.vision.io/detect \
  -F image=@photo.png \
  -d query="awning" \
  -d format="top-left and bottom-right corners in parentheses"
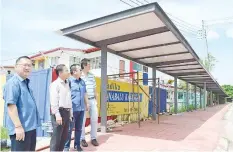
top-left (58, 2), bottom-right (227, 97)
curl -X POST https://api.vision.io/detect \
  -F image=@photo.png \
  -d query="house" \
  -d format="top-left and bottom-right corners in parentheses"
top-left (30, 47), bottom-right (150, 84)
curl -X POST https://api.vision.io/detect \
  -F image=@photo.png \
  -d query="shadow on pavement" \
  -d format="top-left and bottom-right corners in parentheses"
top-left (110, 105), bottom-right (225, 141)
top-left (69, 134), bottom-right (113, 151)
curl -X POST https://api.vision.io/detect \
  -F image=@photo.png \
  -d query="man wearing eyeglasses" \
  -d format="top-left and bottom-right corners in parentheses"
top-left (3, 56), bottom-right (41, 151)
top-left (64, 64), bottom-right (89, 152)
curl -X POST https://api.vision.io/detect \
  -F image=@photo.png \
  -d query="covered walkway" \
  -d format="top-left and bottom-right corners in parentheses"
top-left (58, 2), bottom-right (228, 132)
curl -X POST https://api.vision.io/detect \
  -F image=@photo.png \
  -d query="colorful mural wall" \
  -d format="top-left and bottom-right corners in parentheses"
top-left (95, 77), bottom-right (149, 119)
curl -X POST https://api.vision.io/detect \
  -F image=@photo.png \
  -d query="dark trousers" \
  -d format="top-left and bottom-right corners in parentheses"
top-left (74, 111), bottom-right (85, 148)
top-left (50, 109), bottom-right (70, 151)
top-left (64, 120), bottom-right (75, 150)
top-left (64, 111), bottom-right (84, 149)
top-left (10, 129), bottom-right (36, 151)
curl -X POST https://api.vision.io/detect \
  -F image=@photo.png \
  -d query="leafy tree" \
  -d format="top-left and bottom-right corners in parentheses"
top-left (200, 52), bottom-right (217, 72)
top-left (222, 85), bottom-right (233, 98)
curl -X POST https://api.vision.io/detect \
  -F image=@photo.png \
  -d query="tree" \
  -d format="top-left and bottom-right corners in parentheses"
top-left (200, 52), bottom-right (217, 72)
top-left (221, 85), bottom-right (233, 98)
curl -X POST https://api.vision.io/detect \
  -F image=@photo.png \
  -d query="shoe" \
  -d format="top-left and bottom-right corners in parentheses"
top-left (91, 139), bottom-right (99, 146)
top-left (74, 146), bottom-right (83, 152)
top-left (81, 140), bottom-right (88, 147)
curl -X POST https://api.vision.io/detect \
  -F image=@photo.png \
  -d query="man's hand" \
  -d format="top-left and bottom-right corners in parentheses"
top-left (15, 126), bottom-right (25, 141)
top-left (70, 117), bottom-right (74, 122)
top-left (86, 104), bottom-right (90, 111)
top-left (56, 116), bottom-right (62, 125)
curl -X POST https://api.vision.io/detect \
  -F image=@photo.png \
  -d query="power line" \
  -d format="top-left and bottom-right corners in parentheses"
top-left (120, 0), bottom-right (134, 7)
top-left (135, 0), bottom-right (144, 5)
top-left (128, 0), bottom-right (140, 6)
top-left (205, 16), bottom-right (233, 22)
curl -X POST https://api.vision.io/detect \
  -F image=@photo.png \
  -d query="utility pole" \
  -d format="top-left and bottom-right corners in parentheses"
top-left (202, 20), bottom-right (210, 71)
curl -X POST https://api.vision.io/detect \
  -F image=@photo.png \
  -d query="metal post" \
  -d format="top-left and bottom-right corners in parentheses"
top-left (194, 85), bottom-right (197, 110)
top-left (200, 88), bottom-right (202, 108)
top-left (174, 77), bottom-right (178, 114)
top-left (137, 71), bottom-right (140, 128)
top-left (186, 82), bottom-right (189, 112)
top-left (152, 67), bottom-right (157, 120)
top-left (158, 78), bottom-right (160, 124)
top-left (204, 82), bottom-right (207, 110)
top-left (210, 91), bottom-right (213, 106)
top-left (100, 48), bottom-right (107, 133)
top-left (217, 94), bottom-right (219, 105)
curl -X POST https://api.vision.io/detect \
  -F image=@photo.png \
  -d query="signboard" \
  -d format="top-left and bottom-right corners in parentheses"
top-left (95, 77), bottom-right (149, 117)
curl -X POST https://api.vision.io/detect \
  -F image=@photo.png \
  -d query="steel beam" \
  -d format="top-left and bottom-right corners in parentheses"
top-left (100, 48), bottom-right (108, 133)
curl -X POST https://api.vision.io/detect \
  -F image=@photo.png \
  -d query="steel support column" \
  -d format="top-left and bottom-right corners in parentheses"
top-left (174, 77), bottom-right (178, 114)
top-left (210, 91), bottom-right (213, 106)
top-left (152, 67), bottom-right (157, 120)
top-left (186, 82), bottom-right (189, 111)
top-left (200, 88), bottom-right (202, 108)
top-left (194, 85), bottom-right (197, 110)
top-left (217, 94), bottom-right (219, 105)
top-left (204, 82), bottom-right (207, 110)
top-left (100, 48), bottom-right (107, 133)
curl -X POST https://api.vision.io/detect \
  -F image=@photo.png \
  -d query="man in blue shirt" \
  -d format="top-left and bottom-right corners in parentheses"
top-left (3, 56), bottom-right (41, 151)
top-left (64, 64), bottom-right (89, 152)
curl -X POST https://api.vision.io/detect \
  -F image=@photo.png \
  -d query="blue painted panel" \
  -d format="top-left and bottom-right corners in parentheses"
top-left (143, 73), bottom-right (148, 85)
top-left (29, 69), bottom-right (52, 137)
top-left (148, 86), bottom-right (167, 116)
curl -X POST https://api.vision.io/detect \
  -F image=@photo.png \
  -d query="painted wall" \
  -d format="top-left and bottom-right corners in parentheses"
top-left (0, 74), bottom-right (6, 126)
top-left (95, 77), bottom-right (149, 120)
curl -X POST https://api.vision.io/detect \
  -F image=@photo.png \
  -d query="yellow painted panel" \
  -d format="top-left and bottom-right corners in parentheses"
top-left (95, 77), bottom-right (149, 119)
top-left (0, 74), bottom-right (6, 126)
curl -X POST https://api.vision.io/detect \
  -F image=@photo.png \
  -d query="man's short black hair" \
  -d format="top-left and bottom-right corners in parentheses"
top-left (81, 58), bottom-right (90, 69)
top-left (16, 56), bottom-right (31, 64)
top-left (70, 64), bottom-right (80, 75)
top-left (55, 64), bottom-right (66, 76)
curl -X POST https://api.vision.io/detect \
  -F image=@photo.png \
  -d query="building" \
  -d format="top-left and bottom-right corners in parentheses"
top-left (30, 47), bottom-right (175, 85)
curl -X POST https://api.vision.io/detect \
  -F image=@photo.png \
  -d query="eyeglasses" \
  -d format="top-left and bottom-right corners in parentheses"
top-left (17, 64), bottom-right (33, 68)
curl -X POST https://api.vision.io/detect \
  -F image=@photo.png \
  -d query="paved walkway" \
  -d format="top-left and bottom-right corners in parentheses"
top-left (38, 104), bottom-right (229, 151)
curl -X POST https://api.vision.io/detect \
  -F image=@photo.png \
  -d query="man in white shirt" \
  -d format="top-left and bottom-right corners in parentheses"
top-left (80, 58), bottom-right (99, 147)
top-left (50, 64), bottom-right (73, 151)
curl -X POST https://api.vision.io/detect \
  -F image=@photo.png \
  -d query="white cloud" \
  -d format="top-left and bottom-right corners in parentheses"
top-left (207, 30), bottom-right (220, 40)
top-left (226, 28), bottom-right (233, 38)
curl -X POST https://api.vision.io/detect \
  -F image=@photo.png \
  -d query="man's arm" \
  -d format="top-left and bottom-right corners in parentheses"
top-left (93, 76), bottom-right (98, 100)
top-left (8, 105), bottom-right (22, 127)
top-left (4, 82), bottom-right (21, 127)
top-left (50, 83), bottom-right (60, 118)
top-left (4, 82), bottom-right (25, 141)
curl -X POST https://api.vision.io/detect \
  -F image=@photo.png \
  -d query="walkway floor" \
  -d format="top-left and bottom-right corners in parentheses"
top-left (38, 104), bottom-right (229, 151)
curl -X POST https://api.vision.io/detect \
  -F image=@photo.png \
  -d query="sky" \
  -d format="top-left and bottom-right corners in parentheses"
top-left (1, 0), bottom-right (233, 85)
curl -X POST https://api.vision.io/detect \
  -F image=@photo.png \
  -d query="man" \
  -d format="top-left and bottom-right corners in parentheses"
top-left (3, 56), bottom-right (41, 151)
top-left (50, 64), bottom-right (72, 151)
top-left (80, 58), bottom-right (99, 147)
top-left (64, 64), bottom-right (89, 152)
top-left (6, 70), bottom-right (13, 81)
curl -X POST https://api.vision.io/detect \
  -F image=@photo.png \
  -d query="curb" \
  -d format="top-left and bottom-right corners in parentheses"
top-left (214, 104), bottom-right (233, 152)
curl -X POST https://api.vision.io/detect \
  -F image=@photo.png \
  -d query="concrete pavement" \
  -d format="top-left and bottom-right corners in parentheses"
top-left (37, 104), bottom-right (230, 151)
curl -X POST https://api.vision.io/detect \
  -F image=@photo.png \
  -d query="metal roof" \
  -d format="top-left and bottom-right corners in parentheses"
top-left (58, 2), bottom-right (227, 97)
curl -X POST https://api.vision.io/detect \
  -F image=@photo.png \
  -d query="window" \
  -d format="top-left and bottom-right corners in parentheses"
top-left (119, 60), bottom-right (125, 79)
top-left (69, 56), bottom-right (81, 67)
top-left (89, 57), bottom-right (101, 69)
top-left (178, 92), bottom-right (184, 99)
top-left (143, 66), bottom-right (148, 73)
top-left (38, 60), bottom-right (45, 70)
top-left (51, 57), bottom-right (59, 67)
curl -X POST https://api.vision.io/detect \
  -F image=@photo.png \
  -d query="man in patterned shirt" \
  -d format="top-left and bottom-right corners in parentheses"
top-left (80, 58), bottom-right (99, 147)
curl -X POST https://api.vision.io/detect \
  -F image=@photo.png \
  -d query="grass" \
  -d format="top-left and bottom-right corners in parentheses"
top-left (0, 126), bottom-right (10, 151)
top-left (1, 126), bottom-right (9, 139)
